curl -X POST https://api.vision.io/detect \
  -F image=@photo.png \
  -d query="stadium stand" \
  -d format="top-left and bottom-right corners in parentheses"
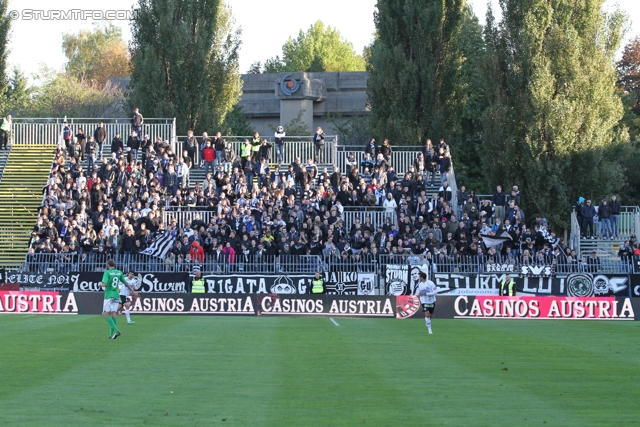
top-left (0, 144), bottom-right (58, 267)
top-left (13, 117), bottom-right (638, 277)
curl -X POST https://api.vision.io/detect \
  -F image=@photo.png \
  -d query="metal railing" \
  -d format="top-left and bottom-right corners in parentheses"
top-left (174, 136), bottom-right (337, 167)
top-left (22, 252), bottom-right (328, 274)
top-left (341, 207), bottom-right (396, 234)
top-left (11, 118), bottom-right (176, 147)
top-left (335, 145), bottom-right (428, 178)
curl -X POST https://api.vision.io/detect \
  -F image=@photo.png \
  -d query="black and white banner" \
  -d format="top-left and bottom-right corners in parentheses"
top-left (71, 272), bottom-right (189, 293)
top-left (202, 274), bottom-right (313, 294)
top-left (431, 273), bottom-right (631, 297)
top-left (357, 273), bottom-right (376, 296)
top-left (324, 271), bottom-right (358, 295)
top-left (5, 271), bottom-right (72, 289)
top-left (484, 264), bottom-right (516, 273)
top-left (385, 264), bottom-right (410, 295)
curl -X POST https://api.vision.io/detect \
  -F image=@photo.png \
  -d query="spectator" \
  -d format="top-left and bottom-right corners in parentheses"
top-left (132, 107), bottom-right (144, 136)
top-left (610, 195), bottom-right (621, 238)
top-left (598, 199), bottom-right (612, 239)
top-left (275, 126), bottom-right (286, 163)
top-left (380, 139), bottom-right (392, 162)
top-left (93, 121), bottom-right (107, 160)
top-left (493, 185), bottom-right (506, 223)
top-left (183, 129), bottom-right (198, 166)
top-left (127, 130), bottom-right (141, 163)
top-left (581, 199), bottom-right (596, 239)
top-left (202, 139), bottom-right (215, 176)
top-left (314, 127), bottom-right (325, 162)
top-left (0, 114), bottom-right (10, 150)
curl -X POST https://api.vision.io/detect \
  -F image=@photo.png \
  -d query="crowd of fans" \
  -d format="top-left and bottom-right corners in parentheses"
top-left (22, 118), bottom-right (618, 275)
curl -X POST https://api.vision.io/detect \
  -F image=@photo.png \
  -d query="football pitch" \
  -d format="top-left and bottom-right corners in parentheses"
top-left (1, 315), bottom-right (639, 426)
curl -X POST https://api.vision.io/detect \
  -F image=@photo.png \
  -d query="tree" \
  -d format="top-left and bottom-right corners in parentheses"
top-left (247, 61), bottom-right (263, 74)
top-left (481, 0), bottom-right (628, 228)
top-left (29, 66), bottom-right (124, 118)
top-left (367, 0), bottom-right (467, 146)
top-left (62, 22), bottom-right (130, 87)
top-left (325, 113), bottom-right (371, 147)
top-left (265, 21), bottom-right (366, 73)
top-left (0, 0), bottom-right (12, 114)
top-left (617, 36), bottom-right (640, 139)
top-left (219, 105), bottom-right (254, 135)
top-left (4, 66), bottom-right (33, 115)
top-left (127, 0), bottom-right (242, 135)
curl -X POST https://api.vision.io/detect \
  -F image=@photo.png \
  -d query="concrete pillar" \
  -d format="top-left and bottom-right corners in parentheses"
top-left (275, 73), bottom-right (325, 135)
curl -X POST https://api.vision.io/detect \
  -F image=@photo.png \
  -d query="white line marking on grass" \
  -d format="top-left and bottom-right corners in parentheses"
top-left (330, 318), bottom-right (340, 327)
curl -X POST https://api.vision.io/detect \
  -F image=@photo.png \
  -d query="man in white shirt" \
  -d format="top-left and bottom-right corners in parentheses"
top-left (415, 271), bottom-right (437, 334)
top-left (118, 269), bottom-right (139, 325)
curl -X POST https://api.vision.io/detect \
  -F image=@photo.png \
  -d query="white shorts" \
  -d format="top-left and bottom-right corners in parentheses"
top-left (103, 298), bottom-right (120, 313)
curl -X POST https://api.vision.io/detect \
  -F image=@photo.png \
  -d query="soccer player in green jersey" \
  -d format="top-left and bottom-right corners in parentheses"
top-left (99, 259), bottom-right (127, 339)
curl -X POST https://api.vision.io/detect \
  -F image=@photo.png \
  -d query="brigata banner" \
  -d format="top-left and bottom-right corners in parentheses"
top-left (71, 272), bottom-right (189, 293)
top-left (0, 291), bottom-right (79, 314)
top-left (201, 274), bottom-right (313, 294)
top-left (452, 296), bottom-right (636, 320)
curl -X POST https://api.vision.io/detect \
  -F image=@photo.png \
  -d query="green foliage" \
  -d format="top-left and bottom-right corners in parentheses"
top-left (481, 0), bottom-right (629, 228)
top-left (268, 110), bottom-right (309, 136)
top-left (265, 21), bottom-right (366, 73)
top-left (4, 66), bottom-right (33, 115)
top-left (617, 36), bottom-right (640, 141)
top-left (247, 61), bottom-right (263, 74)
top-left (448, 7), bottom-right (487, 192)
top-left (367, 0), bottom-right (467, 146)
top-left (219, 104), bottom-right (254, 136)
top-left (62, 22), bottom-right (130, 86)
top-left (127, 0), bottom-right (242, 135)
top-left (0, 0), bottom-right (12, 113)
top-left (27, 66), bottom-right (124, 118)
top-left (325, 113), bottom-right (371, 147)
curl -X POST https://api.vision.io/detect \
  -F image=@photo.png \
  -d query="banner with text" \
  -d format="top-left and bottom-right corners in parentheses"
top-left (72, 272), bottom-right (189, 293)
top-left (452, 296), bottom-right (636, 320)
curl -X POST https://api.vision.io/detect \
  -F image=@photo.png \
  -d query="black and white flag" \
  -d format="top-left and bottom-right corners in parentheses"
top-left (480, 231), bottom-right (512, 248)
top-left (140, 231), bottom-right (176, 258)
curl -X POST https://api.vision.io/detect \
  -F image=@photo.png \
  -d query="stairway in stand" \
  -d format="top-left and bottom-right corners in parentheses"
top-left (0, 145), bottom-right (56, 268)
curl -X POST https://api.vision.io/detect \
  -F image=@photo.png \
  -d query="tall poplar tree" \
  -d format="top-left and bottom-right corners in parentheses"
top-left (367, 0), bottom-right (467, 145)
top-left (481, 0), bottom-right (628, 227)
top-left (127, 0), bottom-right (242, 134)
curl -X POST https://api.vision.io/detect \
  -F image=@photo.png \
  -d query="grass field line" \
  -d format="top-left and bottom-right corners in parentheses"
top-left (329, 317), bottom-right (340, 326)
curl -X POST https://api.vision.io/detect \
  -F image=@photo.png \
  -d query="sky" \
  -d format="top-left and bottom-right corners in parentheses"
top-left (6, 0), bottom-right (640, 79)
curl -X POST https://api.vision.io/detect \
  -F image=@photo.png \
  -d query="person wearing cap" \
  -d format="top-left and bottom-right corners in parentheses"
top-left (275, 125), bottom-right (286, 163)
top-left (131, 107), bottom-right (144, 136)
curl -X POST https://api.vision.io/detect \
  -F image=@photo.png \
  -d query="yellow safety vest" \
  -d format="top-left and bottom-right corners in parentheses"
top-left (0, 118), bottom-right (10, 131)
top-left (192, 278), bottom-right (205, 293)
top-left (500, 280), bottom-right (515, 296)
top-left (241, 144), bottom-right (250, 157)
top-left (252, 138), bottom-right (260, 152)
top-left (311, 278), bottom-right (324, 294)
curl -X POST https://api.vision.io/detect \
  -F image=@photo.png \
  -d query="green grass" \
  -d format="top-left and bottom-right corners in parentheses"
top-left (1, 315), bottom-right (639, 426)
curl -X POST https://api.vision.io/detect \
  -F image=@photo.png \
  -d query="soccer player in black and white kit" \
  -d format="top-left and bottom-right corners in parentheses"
top-left (415, 272), bottom-right (437, 334)
top-left (118, 269), bottom-right (139, 325)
